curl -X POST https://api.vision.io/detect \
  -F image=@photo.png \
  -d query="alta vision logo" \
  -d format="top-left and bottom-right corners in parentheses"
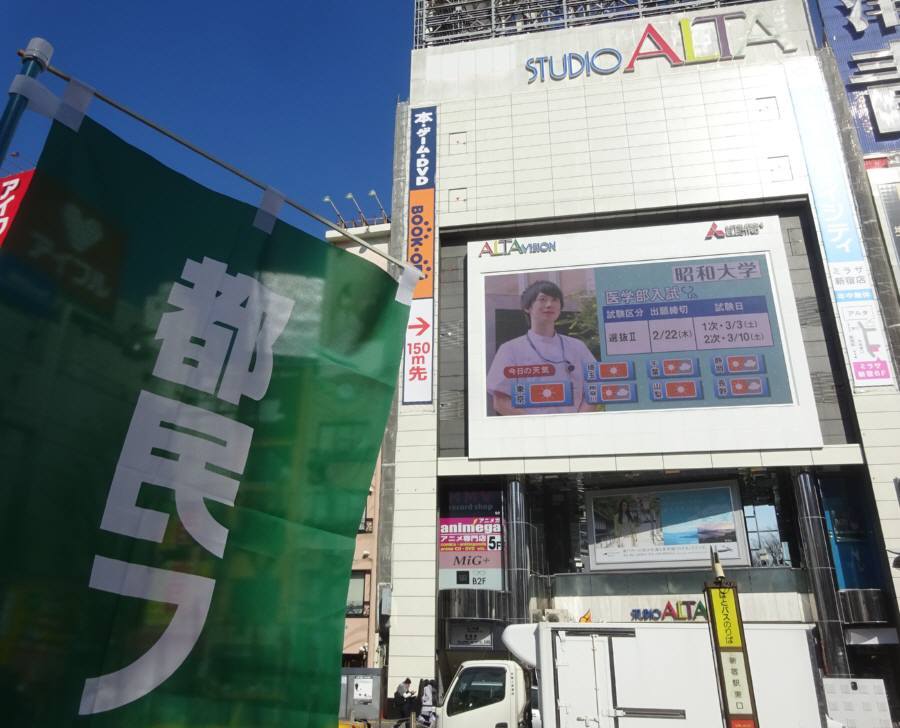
top-left (478, 238), bottom-right (557, 257)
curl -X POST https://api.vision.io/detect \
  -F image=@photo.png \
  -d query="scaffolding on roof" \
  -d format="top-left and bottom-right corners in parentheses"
top-left (414, 0), bottom-right (756, 48)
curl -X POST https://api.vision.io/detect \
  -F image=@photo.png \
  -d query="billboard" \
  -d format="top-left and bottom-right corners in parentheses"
top-left (787, 63), bottom-right (896, 386)
top-left (587, 482), bottom-right (749, 571)
top-left (438, 490), bottom-right (503, 590)
top-left (402, 106), bottom-right (437, 404)
top-left (467, 218), bottom-right (822, 458)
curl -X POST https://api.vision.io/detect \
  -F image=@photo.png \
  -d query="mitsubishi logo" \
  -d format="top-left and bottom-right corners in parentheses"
top-left (705, 222), bottom-right (763, 240)
top-left (706, 223), bottom-right (726, 240)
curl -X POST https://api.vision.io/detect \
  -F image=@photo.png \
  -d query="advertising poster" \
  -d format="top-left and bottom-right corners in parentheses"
top-left (788, 63), bottom-right (895, 388)
top-left (438, 490), bottom-right (503, 590)
top-left (587, 483), bottom-right (749, 571)
top-left (467, 218), bottom-right (823, 459)
top-left (353, 678), bottom-right (374, 701)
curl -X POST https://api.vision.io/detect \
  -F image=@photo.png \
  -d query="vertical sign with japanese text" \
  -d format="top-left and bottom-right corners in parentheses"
top-left (788, 65), bottom-right (896, 388)
top-left (705, 582), bottom-right (759, 728)
top-left (402, 106), bottom-right (436, 404)
top-left (0, 117), bottom-right (408, 727)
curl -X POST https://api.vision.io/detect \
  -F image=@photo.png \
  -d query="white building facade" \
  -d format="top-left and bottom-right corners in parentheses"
top-left (385, 0), bottom-right (900, 717)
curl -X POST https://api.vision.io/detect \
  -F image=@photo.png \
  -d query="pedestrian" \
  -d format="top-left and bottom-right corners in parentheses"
top-left (393, 678), bottom-right (414, 728)
top-left (417, 679), bottom-right (436, 727)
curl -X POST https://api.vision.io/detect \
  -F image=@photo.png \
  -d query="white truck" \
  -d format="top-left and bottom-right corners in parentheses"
top-left (435, 621), bottom-right (838, 728)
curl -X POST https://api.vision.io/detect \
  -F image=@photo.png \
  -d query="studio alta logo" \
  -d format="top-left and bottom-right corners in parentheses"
top-left (705, 221), bottom-right (763, 240)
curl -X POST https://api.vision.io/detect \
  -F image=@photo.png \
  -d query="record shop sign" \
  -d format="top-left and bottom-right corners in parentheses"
top-left (525, 9), bottom-right (796, 83)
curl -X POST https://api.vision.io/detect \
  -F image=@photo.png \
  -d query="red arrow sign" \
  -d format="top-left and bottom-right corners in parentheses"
top-left (407, 316), bottom-right (430, 336)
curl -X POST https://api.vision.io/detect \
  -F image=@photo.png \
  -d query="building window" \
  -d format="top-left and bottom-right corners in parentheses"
top-left (446, 666), bottom-right (506, 716)
top-left (744, 502), bottom-right (790, 566)
top-left (359, 503), bottom-right (373, 533)
top-left (741, 474), bottom-right (794, 567)
top-left (346, 571), bottom-right (370, 617)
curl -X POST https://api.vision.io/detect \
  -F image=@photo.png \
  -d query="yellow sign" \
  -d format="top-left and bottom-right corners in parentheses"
top-left (709, 586), bottom-right (742, 649)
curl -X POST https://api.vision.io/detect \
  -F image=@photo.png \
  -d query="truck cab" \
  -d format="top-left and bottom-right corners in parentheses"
top-left (437, 659), bottom-right (530, 728)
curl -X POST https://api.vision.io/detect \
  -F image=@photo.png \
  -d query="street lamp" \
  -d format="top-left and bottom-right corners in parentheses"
top-left (368, 189), bottom-right (389, 223)
top-left (345, 192), bottom-right (369, 227)
top-left (322, 195), bottom-right (347, 228)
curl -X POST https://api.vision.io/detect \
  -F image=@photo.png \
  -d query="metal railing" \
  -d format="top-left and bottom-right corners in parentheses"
top-left (414, 0), bottom-right (755, 47)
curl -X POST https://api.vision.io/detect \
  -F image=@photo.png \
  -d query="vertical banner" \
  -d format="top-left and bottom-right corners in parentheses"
top-left (0, 169), bottom-right (34, 248)
top-left (438, 490), bottom-right (503, 590)
top-left (0, 118), bottom-right (408, 726)
top-left (788, 66), bottom-right (896, 388)
top-left (402, 106), bottom-right (436, 404)
top-left (705, 581), bottom-right (759, 728)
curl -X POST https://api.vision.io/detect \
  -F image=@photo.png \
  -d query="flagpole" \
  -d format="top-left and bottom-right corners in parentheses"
top-left (0, 38), bottom-right (52, 164)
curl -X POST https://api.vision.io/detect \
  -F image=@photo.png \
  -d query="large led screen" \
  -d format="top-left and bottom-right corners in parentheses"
top-left (484, 253), bottom-right (791, 416)
top-left (467, 218), bottom-right (822, 458)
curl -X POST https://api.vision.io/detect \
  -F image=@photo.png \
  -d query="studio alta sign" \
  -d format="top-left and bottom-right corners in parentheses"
top-left (525, 9), bottom-right (796, 83)
top-left (630, 598), bottom-right (709, 622)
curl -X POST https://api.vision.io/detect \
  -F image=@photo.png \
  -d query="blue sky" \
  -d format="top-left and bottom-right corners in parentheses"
top-left (1, 2), bottom-right (413, 235)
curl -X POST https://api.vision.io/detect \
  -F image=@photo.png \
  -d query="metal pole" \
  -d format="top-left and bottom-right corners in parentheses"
top-left (504, 477), bottom-right (530, 624)
top-left (0, 38), bottom-right (53, 164)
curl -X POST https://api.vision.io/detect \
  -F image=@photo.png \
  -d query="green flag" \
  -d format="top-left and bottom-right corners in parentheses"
top-left (0, 117), bottom-right (407, 726)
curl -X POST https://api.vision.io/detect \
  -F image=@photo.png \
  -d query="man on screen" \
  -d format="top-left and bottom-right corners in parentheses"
top-left (486, 280), bottom-right (596, 415)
